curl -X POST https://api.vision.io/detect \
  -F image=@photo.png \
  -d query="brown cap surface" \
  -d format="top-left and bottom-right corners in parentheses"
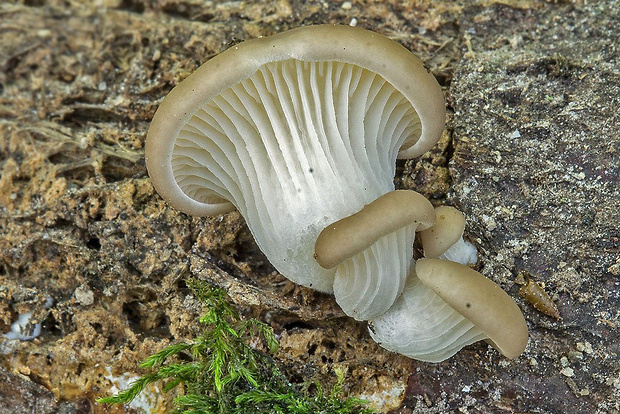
top-left (419, 206), bottom-right (466, 258)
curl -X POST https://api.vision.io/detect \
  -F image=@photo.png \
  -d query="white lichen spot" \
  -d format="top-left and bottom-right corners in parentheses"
top-left (490, 388), bottom-right (502, 401)
top-left (482, 214), bottom-right (497, 231)
top-left (358, 377), bottom-right (406, 412)
top-left (490, 150), bottom-right (502, 163)
top-left (607, 262), bottom-right (620, 276)
top-left (568, 351), bottom-right (584, 361)
top-left (75, 285), bottom-right (95, 306)
top-left (560, 367), bottom-right (575, 377)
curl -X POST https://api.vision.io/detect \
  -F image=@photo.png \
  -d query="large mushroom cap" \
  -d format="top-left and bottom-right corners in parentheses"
top-left (415, 258), bottom-right (528, 359)
top-left (145, 24), bottom-right (445, 217)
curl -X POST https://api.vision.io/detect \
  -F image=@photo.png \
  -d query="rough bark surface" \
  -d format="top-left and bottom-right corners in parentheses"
top-left (0, 1), bottom-right (618, 413)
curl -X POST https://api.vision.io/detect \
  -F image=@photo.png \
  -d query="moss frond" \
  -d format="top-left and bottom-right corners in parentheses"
top-left (98, 278), bottom-right (373, 413)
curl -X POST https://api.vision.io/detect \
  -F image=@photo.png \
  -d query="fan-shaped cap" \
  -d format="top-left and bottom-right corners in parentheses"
top-left (415, 258), bottom-right (528, 359)
top-left (145, 24), bottom-right (445, 217)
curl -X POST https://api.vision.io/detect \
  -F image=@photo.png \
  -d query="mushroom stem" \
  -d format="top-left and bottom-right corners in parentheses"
top-left (314, 190), bottom-right (435, 270)
top-left (439, 238), bottom-right (478, 265)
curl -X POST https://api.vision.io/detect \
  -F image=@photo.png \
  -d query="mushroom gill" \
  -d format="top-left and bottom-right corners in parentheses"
top-left (169, 58), bottom-right (422, 293)
top-left (369, 267), bottom-right (489, 362)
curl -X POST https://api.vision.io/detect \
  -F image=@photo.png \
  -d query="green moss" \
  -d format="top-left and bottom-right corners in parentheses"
top-left (97, 279), bottom-right (373, 414)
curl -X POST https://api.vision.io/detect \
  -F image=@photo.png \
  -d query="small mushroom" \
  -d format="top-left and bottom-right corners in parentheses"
top-left (315, 190), bottom-right (435, 320)
top-left (370, 258), bottom-right (528, 361)
top-left (315, 190), bottom-right (435, 269)
top-left (419, 205), bottom-right (477, 265)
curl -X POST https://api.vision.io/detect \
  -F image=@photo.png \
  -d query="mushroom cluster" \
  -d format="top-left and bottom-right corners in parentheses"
top-left (145, 25), bottom-right (528, 362)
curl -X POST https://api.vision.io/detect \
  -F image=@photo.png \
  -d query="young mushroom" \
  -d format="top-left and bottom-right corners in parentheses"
top-left (367, 206), bottom-right (526, 361)
top-left (369, 259), bottom-right (528, 361)
top-left (419, 205), bottom-right (478, 265)
top-left (146, 24), bottom-right (527, 362)
top-left (315, 190), bottom-right (435, 320)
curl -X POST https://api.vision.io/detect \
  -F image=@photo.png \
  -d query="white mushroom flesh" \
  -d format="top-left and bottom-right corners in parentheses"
top-left (439, 237), bottom-right (478, 265)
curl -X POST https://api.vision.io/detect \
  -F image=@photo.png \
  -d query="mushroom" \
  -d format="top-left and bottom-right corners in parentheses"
top-left (315, 190), bottom-right (435, 320)
top-left (146, 24), bottom-right (444, 296)
top-left (369, 259), bottom-right (528, 362)
top-left (145, 24), bottom-right (526, 362)
top-left (419, 205), bottom-right (478, 265)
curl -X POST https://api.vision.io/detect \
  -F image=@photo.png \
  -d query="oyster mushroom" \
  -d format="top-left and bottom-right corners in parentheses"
top-left (145, 24), bottom-right (526, 361)
top-left (369, 259), bottom-right (528, 361)
top-left (146, 24), bottom-right (444, 296)
top-left (369, 207), bottom-right (527, 361)
top-left (315, 190), bottom-right (435, 320)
